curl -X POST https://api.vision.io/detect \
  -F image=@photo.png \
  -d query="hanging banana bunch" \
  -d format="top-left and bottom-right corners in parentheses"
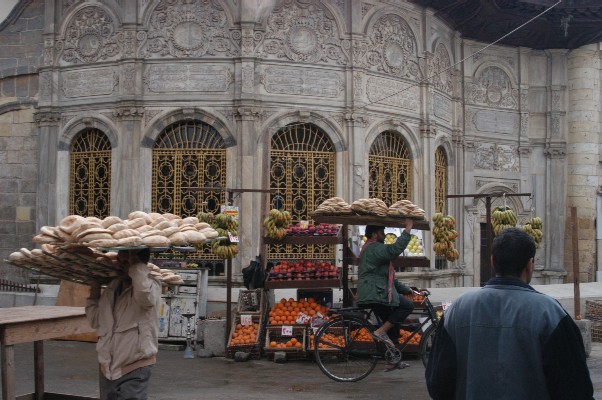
top-left (263, 209), bottom-right (292, 240)
top-left (491, 206), bottom-right (517, 236)
top-left (522, 216), bottom-right (543, 248)
top-left (432, 212), bottom-right (460, 262)
top-left (200, 212), bottom-right (239, 259)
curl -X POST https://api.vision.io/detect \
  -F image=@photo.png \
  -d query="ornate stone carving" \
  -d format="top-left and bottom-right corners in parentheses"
top-left (143, 64), bottom-right (233, 93)
top-left (260, 0), bottom-right (349, 65)
top-left (44, 38), bottom-right (55, 66)
top-left (366, 76), bottom-right (419, 111)
top-left (470, 109), bottom-right (520, 134)
top-left (551, 113), bottom-right (561, 137)
top-left (544, 143), bottom-right (566, 159)
top-left (34, 111), bottom-right (61, 126)
top-left (552, 90), bottom-right (562, 112)
top-left (474, 143), bottom-right (519, 171)
top-left (356, 14), bottom-right (420, 80)
top-left (466, 66), bottom-right (518, 110)
top-left (518, 146), bottom-right (531, 156)
top-left (353, 72), bottom-right (364, 97)
top-left (434, 93), bottom-right (452, 122)
top-left (345, 113), bottom-right (370, 127)
top-left (260, 66), bottom-right (343, 98)
top-left (122, 65), bottom-right (137, 94)
top-left (57, 6), bottom-right (120, 64)
top-left (61, 68), bottom-right (118, 98)
top-left (520, 113), bottom-right (529, 134)
top-left (520, 89), bottom-right (528, 111)
top-left (361, 2), bottom-right (376, 18)
top-left (62, 0), bottom-right (82, 13)
top-left (472, 51), bottom-right (515, 67)
top-left (431, 43), bottom-right (453, 94)
top-left (62, 114), bottom-right (78, 126)
top-left (144, 109), bottom-right (162, 126)
top-left (475, 179), bottom-right (519, 192)
top-left (40, 72), bottom-right (52, 101)
top-left (113, 107), bottom-right (145, 120)
top-left (117, 30), bottom-right (146, 58)
top-left (242, 63), bottom-right (255, 93)
top-left (140, 0), bottom-right (239, 58)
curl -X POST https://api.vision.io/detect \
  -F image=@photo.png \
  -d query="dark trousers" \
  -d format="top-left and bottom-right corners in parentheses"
top-left (100, 366), bottom-right (153, 400)
top-left (368, 296), bottom-right (415, 342)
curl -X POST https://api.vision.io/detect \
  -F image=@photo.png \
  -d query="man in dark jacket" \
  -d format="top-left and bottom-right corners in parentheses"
top-left (425, 228), bottom-right (594, 400)
top-left (357, 218), bottom-right (414, 346)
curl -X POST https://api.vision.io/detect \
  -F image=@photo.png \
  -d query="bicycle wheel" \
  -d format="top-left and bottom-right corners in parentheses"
top-left (313, 317), bottom-right (379, 382)
top-left (419, 323), bottom-right (437, 367)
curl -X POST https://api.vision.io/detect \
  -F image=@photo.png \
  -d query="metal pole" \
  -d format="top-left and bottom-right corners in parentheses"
top-left (571, 207), bottom-right (581, 319)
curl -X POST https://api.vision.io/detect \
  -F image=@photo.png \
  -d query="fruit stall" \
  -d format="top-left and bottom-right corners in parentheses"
top-left (225, 197), bottom-right (432, 361)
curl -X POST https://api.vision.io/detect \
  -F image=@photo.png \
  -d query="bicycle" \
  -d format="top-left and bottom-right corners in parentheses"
top-left (312, 289), bottom-right (440, 382)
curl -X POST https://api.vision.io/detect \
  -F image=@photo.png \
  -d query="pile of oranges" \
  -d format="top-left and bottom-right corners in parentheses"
top-left (229, 322), bottom-right (259, 346)
top-left (268, 297), bottom-right (329, 325)
top-left (267, 336), bottom-right (303, 349)
top-left (309, 327), bottom-right (373, 349)
top-left (399, 328), bottom-right (421, 344)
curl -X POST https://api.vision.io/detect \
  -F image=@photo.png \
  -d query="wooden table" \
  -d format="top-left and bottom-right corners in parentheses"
top-left (0, 306), bottom-right (97, 400)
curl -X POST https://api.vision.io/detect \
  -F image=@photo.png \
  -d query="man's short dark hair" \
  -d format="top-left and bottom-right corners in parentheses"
top-left (137, 248), bottom-right (151, 263)
top-left (491, 227), bottom-right (536, 277)
top-left (365, 225), bottom-right (385, 238)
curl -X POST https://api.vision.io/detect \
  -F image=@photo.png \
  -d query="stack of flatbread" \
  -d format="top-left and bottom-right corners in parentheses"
top-left (387, 200), bottom-right (426, 220)
top-left (350, 198), bottom-right (389, 217)
top-left (6, 244), bottom-right (183, 286)
top-left (32, 211), bottom-right (219, 249)
top-left (313, 197), bottom-right (354, 215)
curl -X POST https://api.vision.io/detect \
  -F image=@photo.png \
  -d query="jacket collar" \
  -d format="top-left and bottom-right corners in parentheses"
top-left (485, 276), bottom-right (535, 291)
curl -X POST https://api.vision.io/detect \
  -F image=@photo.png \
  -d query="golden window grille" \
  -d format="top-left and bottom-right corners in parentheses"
top-left (269, 123), bottom-right (336, 260)
top-left (152, 121), bottom-right (226, 260)
top-left (435, 147), bottom-right (448, 214)
top-left (368, 131), bottom-right (412, 206)
top-left (69, 129), bottom-right (111, 218)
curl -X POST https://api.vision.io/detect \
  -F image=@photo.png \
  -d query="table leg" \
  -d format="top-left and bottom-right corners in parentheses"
top-left (34, 341), bottom-right (44, 400)
top-left (1, 342), bottom-right (15, 400)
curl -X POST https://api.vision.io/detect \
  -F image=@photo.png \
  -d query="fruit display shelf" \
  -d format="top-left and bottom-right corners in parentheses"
top-left (264, 225), bottom-right (342, 245)
top-left (310, 214), bottom-right (430, 231)
top-left (265, 278), bottom-right (340, 289)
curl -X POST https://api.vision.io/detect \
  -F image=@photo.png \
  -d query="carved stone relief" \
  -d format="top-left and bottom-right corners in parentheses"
top-left (544, 143), bottom-right (566, 159)
top-left (259, 0), bottom-right (349, 65)
top-left (468, 108), bottom-right (519, 134)
top-left (144, 109), bottom-right (163, 127)
top-left (472, 51), bottom-right (515, 68)
top-left (353, 72), bottom-right (364, 98)
top-left (57, 6), bottom-right (120, 64)
top-left (466, 66), bottom-right (518, 110)
top-left (366, 76), bottom-right (419, 111)
top-left (361, 2), bottom-right (376, 18)
top-left (242, 63), bottom-right (255, 93)
top-left (552, 90), bottom-right (562, 112)
top-left (520, 113), bottom-right (529, 134)
top-left (61, 68), bottom-right (118, 98)
top-left (62, 0), bottom-right (82, 14)
top-left (117, 30), bottom-right (147, 58)
top-left (44, 38), bottom-right (54, 66)
top-left (475, 179), bottom-right (519, 192)
top-left (140, 0), bottom-right (239, 58)
top-left (551, 113), bottom-right (561, 137)
top-left (260, 66), bottom-right (343, 98)
top-left (474, 143), bottom-right (519, 171)
top-left (355, 14), bottom-right (420, 80)
top-left (122, 65), bottom-right (137, 94)
top-left (62, 114), bottom-right (78, 127)
top-left (40, 72), bottom-right (52, 101)
top-left (431, 43), bottom-right (453, 94)
top-left (143, 64), bottom-right (233, 93)
top-left (433, 93), bottom-right (452, 122)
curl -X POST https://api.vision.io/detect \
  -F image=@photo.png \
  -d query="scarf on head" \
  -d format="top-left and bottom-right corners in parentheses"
top-left (360, 238), bottom-right (395, 304)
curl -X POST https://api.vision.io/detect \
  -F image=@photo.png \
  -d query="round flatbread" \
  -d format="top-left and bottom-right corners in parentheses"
top-left (75, 227), bottom-right (112, 242)
top-left (40, 226), bottom-right (60, 239)
top-left (141, 235), bottom-right (171, 247)
top-left (33, 234), bottom-right (60, 244)
top-left (128, 211), bottom-right (149, 221)
top-left (162, 213), bottom-right (180, 221)
top-left (184, 230), bottom-right (206, 244)
top-left (182, 216), bottom-right (199, 225)
top-left (116, 236), bottom-right (143, 247)
top-left (154, 220), bottom-right (174, 231)
top-left (58, 215), bottom-right (87, 234)
top-left (168, 232), bottom-right (188, 246)
top-left (85, 238), bottom-right (120, 248)
top-left (101, 216), bottom-right (123, 229)
top-left (112, 229), bottom-right (140, 240)
top-left (160, 226), bottom-right (180, 237)
top-left (107, 223), bottom-right (129, 233)
top-left (79, 232), bottom-right (114, 243)
top-left (126, 217), bottom-right (147, 229)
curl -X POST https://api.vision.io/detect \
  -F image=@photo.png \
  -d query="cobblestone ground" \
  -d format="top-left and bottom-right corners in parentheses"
top-left (2, 340), bottom-right (600, 399)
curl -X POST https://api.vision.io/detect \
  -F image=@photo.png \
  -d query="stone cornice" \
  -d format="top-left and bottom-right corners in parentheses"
top-left (34, 111), bottom-right (61, 126)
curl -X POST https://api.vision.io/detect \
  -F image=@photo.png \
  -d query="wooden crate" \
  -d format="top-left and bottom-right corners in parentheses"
top-left (264, 325), bottom-right (307, 359)
top-left (237, 289), bottom-right (267, 315)
top-left (226, 314), bottom-right (265, 359)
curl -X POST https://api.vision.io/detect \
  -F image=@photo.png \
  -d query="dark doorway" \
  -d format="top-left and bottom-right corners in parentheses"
top-left (480, 223), bottom-right (492, 286)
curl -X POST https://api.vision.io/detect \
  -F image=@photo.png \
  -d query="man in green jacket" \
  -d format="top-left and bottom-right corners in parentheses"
top-left (357, 218), bottom-right (414, 347)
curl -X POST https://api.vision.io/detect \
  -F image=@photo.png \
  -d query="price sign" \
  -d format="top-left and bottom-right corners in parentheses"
top-left (240, 314), bottom-right (253, 326)
top-left (281, 325), bottom-right (293, 336)
top-left (296, 312), bottom-right (311, 325)
top-left (228, 231), bottom-right (239, 243)
top-left (221, 205), bottom-right (239, 220)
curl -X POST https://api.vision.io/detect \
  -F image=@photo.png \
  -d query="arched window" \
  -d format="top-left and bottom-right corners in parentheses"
top-left (152, 121), bottom-right (226, 216)
top-left (435, 147), bottom-right (448, 214)
top-left (70, 129), bottom-right (111, 218)
top-left (368, 131), bottom-right (412, 205)
top-left (269, 123), bottom-right (335, 259)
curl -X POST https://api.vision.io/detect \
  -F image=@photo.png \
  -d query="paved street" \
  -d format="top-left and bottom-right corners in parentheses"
top-left (2, 339), bottom-right (601, 399)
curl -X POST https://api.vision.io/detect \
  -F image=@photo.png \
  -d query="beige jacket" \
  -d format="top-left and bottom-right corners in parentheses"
top-left (86, 262), bottom-right (162, 380)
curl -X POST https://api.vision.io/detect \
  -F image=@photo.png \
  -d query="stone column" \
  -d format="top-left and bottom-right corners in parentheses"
top-left (34, 111), bottom-right (61, 228)
top-left (566, 44), bottom-right (600, 282)
top-left (346, 113), bottom-right (367, 201)
top-left (111, 106), bottom-right (145, 218)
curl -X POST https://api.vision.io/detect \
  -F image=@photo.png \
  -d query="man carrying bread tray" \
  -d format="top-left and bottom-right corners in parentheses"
top-left (86, 248), bottom-right (161, 400)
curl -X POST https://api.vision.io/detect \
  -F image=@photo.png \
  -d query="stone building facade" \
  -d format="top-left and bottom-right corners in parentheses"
top-left (0, 0), bottom-right (600, 288)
